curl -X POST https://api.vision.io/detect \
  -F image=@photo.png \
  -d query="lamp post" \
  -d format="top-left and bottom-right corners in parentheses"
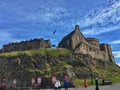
top-left (95, 78), bottom-right (99, 90)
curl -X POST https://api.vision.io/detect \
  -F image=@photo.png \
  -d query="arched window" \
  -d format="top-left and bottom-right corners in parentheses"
top-left (76, 35), bottom-right (80, 40)
top-left (67, 40), bottom-right (69, 45)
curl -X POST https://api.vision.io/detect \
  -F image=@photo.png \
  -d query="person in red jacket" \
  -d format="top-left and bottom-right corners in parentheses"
top-left (84, 77), bottom-right (88, 88)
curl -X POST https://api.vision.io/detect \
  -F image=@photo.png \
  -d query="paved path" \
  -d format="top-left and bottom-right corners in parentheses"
top-left (40, 83), bottom-right (120, 90)
top-left (4, 83), bottom-right (120, 90)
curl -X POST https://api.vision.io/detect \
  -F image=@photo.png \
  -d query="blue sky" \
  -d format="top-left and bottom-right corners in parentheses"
top-left (0, 0), bottom-right (120, 65)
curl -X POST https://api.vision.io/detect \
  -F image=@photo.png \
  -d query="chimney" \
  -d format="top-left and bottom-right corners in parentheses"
top-left (75, 25), bottom-right (80, 32)
top-left (75, 25), bottom-right (80, 30)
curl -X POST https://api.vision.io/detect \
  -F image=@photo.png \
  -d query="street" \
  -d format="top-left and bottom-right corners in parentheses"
top-left (39, 83), bottom-right (120, 90)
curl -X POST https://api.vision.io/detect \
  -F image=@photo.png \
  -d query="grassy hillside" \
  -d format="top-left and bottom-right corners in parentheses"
top-left (74, 62), bottom-right (120, 86)
top-left (0, 48), bottom-right (72, 58)
top-left (0, 48), bottom-right (120, 87)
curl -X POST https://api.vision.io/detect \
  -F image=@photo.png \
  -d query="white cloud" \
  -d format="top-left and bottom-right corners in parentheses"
top-left (19, 0), bottom-right (68, 23)
top-left (117, 63), bottom-right (120, 66)
top-left (82, 0), bottom-right (120, 27)
top-left (78, 0), bottom-right (120, 35)
top-left (110, 40), bottom-right (120, 45)
top-left (82, 26), bottom-right (119, 35)
top-left (0, 31), bottom-right (12, 42)
top-left (0, 30), bottom-right (24, 45)
top-left (113, 51), bottom-right (120, 58)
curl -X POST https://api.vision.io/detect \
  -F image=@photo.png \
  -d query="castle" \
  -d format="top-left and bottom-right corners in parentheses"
top-left (0, 25), bottom-right (115, 63)
top-left (58, 25), bottom-right (115, 62)
top-left (0, 38), bottom-right (51, 52)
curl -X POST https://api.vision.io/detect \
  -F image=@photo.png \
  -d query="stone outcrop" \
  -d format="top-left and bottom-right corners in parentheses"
top-left (58, 25), bottom-right (115, 63)
top-left (0, 51), bottom-right (119, 88)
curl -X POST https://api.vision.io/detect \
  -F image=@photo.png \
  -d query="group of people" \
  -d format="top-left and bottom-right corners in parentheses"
top-left (54, 79), bottom-right (69, 90)
top-left (53, 77), bottom-right (88, 90)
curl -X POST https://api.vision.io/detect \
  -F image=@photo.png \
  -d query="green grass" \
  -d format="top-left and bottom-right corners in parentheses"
top-left (50, 62), bottom-right (72, 76)
top-left (54, 62), bottom-right (71, 68)
top-left (74, 63), bottom-right (120, 86)
top-left (29, 48), bottom-right (72, 56)
top-left (74, 78), bottom-right (97, 86)
top-left (0, 48), bottom-right (72, 58)
top-left (104, 64), bottom-right (120, 83)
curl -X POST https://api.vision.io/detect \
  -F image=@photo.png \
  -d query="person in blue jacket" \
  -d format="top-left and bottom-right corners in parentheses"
top-left (64, 80), bottom-right (69, 90)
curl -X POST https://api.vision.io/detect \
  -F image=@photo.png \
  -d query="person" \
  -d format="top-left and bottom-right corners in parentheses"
top-left (64, 80), bottom-right (69, 90)
top-left (95, 78), bottom-right (99, 90)
top-left (57, 80), bottom-right (61, 90)
top-left (54, 80), bottom-right (60, 90)
top-left (84, 77), bottom-right (88, 87)
top-left (102, 79), bottom-right (105, 85)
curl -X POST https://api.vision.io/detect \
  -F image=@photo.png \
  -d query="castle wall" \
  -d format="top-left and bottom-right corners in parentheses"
top-left (71, 33), bottom-right (86, 49)
top-left (86, 38), bottom-right (100, 49)
top-left (74, 42), bottom-right (112, 61)
top-left (99, 43), bottom-right (114, 62)
top-left (58, 37), bottom-right (72, 49)
top-left (75, 42), bottom-right (99, 58)
top-left (2, 39), bottom-right (51, 52)
top-left (58, 25), bottom-right (86, 49)
top-left (98, 51), bottom-right (108, 60)
top-left (70, 26), bottom-right (86, 49)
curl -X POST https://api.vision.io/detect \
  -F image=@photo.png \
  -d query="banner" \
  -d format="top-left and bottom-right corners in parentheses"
top-left (13, 78), bottom-right (17, 87)
top-left (31, 77), bottom-right (35, 86)
top-left (1, 78), bottom-right (6, 87)
top-left (37, 77), bottom-right (41, 86)
top-left (52, 76), bottom-right (57, 85)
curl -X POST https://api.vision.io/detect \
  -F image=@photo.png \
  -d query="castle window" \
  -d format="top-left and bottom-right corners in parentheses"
top-left (76, 35), bottom-right (80, 40)
top-left (89, 47), bottom-right (92, 52)
top-left (67, 40), bottom-right (69, 45)
top-left (94, 49), bottom-right (96, 52)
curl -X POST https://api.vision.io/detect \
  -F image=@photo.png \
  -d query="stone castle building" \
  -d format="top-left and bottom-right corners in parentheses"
top-left (58, 25), bottom-right (115, 62)
top-left (1, 38), bottom-right (51, 52)
top-left (0, 25), bottom-right (115, 63)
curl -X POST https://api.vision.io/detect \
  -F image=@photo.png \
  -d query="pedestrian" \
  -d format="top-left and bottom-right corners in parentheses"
top-left (84, 77), bottom-right (88, 87)
top-left (58, 80), bottom-right (61, 90)
top-left (102, 79), bottom-right (105, 85)
top-left (54, 80), bottom-right (59, 90)
top-left (95, 78), bottom-right (99, 90)
top-left (64, 79), bottom-right (69, 90)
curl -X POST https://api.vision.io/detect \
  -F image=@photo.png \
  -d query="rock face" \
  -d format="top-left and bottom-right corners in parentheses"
top-left (0, 51), bottom-right (116, 88)
top-left (0, 53), bottom-right (74, 87)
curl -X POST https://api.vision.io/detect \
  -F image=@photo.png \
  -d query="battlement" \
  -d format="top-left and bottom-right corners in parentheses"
top-left (1, 38), bottom-right (51, 52)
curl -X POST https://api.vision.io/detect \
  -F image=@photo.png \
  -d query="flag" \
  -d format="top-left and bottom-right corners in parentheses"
top-left (53, 30), bottom-right (56, 34)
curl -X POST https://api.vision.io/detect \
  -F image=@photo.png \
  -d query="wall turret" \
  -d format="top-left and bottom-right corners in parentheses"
top-left (86, 38), bottom-right (100, 49)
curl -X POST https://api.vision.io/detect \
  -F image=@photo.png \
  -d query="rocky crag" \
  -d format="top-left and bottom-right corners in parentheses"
top-left (0, 48), bottom-right (119, 88)
top-left (0, 25), bottom-right (119, 88)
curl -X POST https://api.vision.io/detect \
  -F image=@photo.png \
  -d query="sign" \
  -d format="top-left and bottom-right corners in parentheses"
top-left (1, 78), bottom-right (6, 87)
top-left (52, 76), bottom-right (57, 85)
top-left (13, 78), bottom-right (17, 87)
top-left (37, 77), bottom-right (41, 86)
top-left (31, 77), bottom-right (35, 86)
